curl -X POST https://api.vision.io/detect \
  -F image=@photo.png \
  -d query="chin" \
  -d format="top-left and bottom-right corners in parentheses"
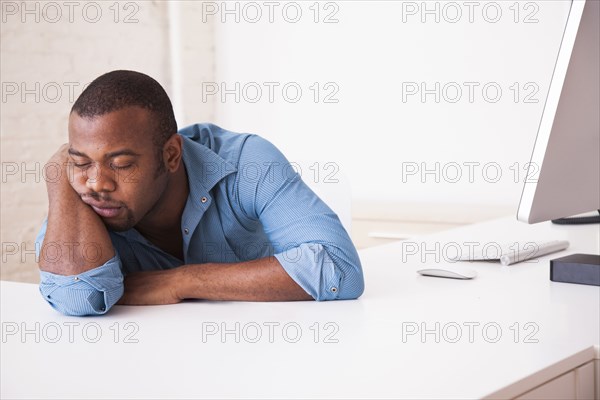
top-left (104, 222), bottom-right (133, 232)
top-left (103, 214), bottom-right (136, 232)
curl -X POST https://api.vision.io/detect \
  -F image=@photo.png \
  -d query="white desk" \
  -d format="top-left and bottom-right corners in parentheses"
top-left (2, 217), bottom-right (599, 399)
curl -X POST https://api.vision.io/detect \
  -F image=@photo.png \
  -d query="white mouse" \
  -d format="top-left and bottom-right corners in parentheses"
top-left (417, 266), bottom-right (477, 280)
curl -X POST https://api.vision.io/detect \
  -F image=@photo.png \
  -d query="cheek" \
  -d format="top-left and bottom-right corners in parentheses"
top-left (120, 172), bottom-right (164, 208)
top-left (70, 169), bottom-right (89, 192)
top-left (113, 166), bottom-right (140, 185)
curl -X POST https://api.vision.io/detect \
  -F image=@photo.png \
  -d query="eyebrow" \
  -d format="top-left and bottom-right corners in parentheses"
top-left (68, 148), bottom-right (141, 159)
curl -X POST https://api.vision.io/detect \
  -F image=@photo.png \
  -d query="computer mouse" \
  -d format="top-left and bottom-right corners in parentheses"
top-left (417, 266), bottom-right (477, 280)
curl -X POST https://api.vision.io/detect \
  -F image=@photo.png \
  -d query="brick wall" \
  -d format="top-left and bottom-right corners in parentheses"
top-left (1, 1), bottom-right (214, 282)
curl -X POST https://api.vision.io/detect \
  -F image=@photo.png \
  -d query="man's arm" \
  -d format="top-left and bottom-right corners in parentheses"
top-left (39, 144), bottom-right (115, 274)
top-left (118, 257), bottom-right (312, 305)
top-left (118, 134), bottom-right (363, 305)
top-left (37, 145), bottom-right (124, 316)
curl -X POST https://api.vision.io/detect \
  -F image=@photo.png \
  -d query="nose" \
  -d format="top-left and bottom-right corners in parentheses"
top-left (84, 164), bottom-right (116, 193)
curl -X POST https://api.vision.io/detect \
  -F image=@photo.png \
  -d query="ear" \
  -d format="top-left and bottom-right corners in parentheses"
top-left (162, 134), bottom-right (183, 173)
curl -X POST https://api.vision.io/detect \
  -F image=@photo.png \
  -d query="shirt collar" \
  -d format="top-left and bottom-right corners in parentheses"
top-left (180, 133), bottom-right (238, 194)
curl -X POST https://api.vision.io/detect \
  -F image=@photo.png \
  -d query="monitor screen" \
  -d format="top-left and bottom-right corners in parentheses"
top-left (517, 0), bottom-right (600, 224)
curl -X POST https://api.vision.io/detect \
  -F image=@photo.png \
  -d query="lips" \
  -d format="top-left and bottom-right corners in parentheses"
top-left (82, 198), bottom-right (124, 218)
top-left (90, 205), bottom-right (122, 218)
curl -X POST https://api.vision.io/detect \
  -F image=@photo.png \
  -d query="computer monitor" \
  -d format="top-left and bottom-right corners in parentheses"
top-left (517, 0), bottom-right (599, 225)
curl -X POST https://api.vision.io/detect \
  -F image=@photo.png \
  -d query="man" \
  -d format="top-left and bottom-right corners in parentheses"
top-left (36, 70), bottom-right (364, 316)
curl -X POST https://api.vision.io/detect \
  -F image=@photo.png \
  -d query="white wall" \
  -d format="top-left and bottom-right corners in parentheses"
top-left (210, 0), bottom-right (572, 207)
top-left (0, 0), bottom-right (575, 282)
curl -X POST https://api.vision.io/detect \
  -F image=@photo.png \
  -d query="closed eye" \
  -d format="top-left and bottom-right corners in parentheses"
top-left (110, 164), bottom-right (133, 170)
top-left (73, 163), bottom-right (91, 169)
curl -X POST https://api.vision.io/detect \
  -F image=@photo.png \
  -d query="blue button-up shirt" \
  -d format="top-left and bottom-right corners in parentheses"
top-left (36, 123), bottom-right (364, 316)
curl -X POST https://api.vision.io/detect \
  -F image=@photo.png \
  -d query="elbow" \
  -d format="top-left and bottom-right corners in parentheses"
top-left (338, 282), bottom-right (364, 300)
top-left (39, 278), bottom-right (124, 316)
top-left (38, 256), bottom-right (124, 316)
top-left (336, 259), bottom-right (365, 300)
top-left (317, 253), bottom-right (364, 301)
top-left (276, 243), bottom-right (365, 302)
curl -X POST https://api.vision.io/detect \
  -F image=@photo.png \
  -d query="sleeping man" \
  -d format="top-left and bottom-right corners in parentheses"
top-left (36, 70), bottom-right (364, 316)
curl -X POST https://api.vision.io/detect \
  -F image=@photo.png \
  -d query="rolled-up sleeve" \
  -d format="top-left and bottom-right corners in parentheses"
top-left (35, 221), bottom-right (124, 316)
top-left (236, 136), bottom-right (364, 301)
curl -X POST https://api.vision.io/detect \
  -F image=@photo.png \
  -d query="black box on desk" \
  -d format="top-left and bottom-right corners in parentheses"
top-left (550, 254), bottom-right (600, 286)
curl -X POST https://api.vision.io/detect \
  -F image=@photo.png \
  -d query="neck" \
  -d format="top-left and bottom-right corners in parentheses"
top-left (136, 164), bottom-right (189, 240)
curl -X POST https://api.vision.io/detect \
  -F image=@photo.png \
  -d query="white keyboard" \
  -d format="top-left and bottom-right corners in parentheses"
top-left (454, 240), bottom-right (570, 266)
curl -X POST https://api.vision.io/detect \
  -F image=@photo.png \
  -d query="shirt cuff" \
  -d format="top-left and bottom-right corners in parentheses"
top-left (39, 255), bottom-right (124, 316)
top-left (275, 243), bottom-right (342, 301)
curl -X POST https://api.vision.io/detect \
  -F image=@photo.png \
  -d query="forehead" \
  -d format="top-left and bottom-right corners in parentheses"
top-left (68, 106), bottom-right (156, 150)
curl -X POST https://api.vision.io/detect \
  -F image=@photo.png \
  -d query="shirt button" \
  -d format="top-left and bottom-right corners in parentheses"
top-left (331, 287), bottom-right (338, 293)
top-left (201, 197), bottom-right (208, 203)
top-left (184, 228), bottom-right (189, 235)
top-left (74, 277), bottom-right (79, 281)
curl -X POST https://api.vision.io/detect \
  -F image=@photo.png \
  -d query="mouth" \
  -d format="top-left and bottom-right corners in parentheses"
top-left (90, 205), bottom-right (123, 218)
top-left (82, 199), bottom-right (124, 218)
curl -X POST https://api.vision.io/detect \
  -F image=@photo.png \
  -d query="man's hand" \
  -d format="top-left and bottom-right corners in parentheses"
top-left (46, 143), bottom-right (69, 166)
top-left (118, 269), bottom-right (184, 305)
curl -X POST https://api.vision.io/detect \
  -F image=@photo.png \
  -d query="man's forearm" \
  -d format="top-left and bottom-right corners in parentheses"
top-left (40, 157), bottom-right (114, 275)
top-left (118, 256), bottom-right (313, 305)
top-left (177, 257), bottom-right (313, 301)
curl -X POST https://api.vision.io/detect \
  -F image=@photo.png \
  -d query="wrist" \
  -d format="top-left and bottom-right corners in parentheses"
top-left (46, 164), bottom-right (76, 201)
top-left (173, 264), bottom-right (196, 300)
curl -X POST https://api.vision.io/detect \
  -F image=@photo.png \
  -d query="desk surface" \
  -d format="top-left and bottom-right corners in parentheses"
top-left (2, 217), bottom-right (599, 399)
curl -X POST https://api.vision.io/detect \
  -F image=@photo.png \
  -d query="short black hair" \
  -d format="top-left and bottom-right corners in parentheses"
top-left (71, 70), bottom-right (177, 149)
